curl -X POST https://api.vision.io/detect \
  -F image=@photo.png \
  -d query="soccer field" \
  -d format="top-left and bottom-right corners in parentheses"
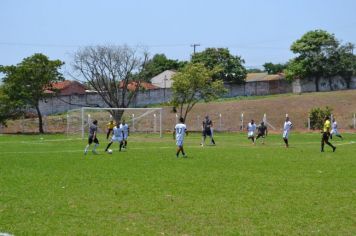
top-left (0, 132), bottom-right (355, 235)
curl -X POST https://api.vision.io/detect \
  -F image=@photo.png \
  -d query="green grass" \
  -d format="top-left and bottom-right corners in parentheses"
top-left (0, 132), bottom-right (355, 235)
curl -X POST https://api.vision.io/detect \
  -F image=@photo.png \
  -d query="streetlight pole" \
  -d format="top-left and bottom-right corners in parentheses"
top-left (191, 43), bottom-right (200, 55)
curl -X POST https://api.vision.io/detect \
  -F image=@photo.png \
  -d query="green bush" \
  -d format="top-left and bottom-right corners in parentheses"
top-left (309, 106), bottom-right (333, 130)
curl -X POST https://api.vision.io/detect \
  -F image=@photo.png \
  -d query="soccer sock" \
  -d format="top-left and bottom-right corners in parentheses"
top-left (119, 142), bottom-right (123, 151)
top-left (85, 144), bottom-right (90, 152)
top-left (211, 138), bottom-right (215, 144)
top-left (105, 142), bottom-right (112, 151)
top-left (93, 143), bottom-right (98, 151)
top-left (336, 134), bottom-right (343, 139)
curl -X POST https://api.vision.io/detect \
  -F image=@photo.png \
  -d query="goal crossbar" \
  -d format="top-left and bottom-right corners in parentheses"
top-left (80, 107), bottom-right (163, 139)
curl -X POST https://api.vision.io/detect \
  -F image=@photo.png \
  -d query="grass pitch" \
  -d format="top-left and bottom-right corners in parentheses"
top-left (0, 132), bottom-right (355, 235)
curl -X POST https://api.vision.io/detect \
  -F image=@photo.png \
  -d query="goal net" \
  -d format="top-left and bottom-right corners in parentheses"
top-left (66, 107), bottom-right (163, 139)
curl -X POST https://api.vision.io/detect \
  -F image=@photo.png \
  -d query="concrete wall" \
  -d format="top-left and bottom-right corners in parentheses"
top-left (293, 76), bottom-right (356, 93)
top-left (38, 80), bottom-right (293, 115)
top-left (37, 77), bottom-right (355, 115)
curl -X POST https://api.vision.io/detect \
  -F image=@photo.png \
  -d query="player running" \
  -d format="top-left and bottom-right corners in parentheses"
top-left (282, 117), bottom-right (292, 148)
top-left (84, 120), bottom-right (99, 155)
top-left (201, 115), bottom-right (215, 146)
top-left (173, 117), bottom-right (188, 158)
top-left (105, 121), bottom-right (124, 152)
top-left (247, 119), bottom-right (257, 144)
top-left (330, 117), bottom-right (343, 140)
top-left (321, 116), bottom-right (336, 152)
top-left (120, 119), bottom-right (129, 149)
top-left (256, 121), bottom-right (268, 144)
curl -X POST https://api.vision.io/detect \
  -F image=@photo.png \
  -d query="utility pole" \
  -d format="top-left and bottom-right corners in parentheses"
top-left (191, 43), bottom-right (200, 55)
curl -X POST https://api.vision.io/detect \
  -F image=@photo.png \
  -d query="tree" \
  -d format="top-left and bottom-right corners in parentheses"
top-left (171, 63), bottom-right (227, 121)
top-left (285, 29), bottom-right (355, 91)
top-left (137, 54), bottom-right (187, 81)
top-left (191, 48), bottom-right (247, 83)
top-left (72, 45), bottom-right (148, 121)
top-left (309, 106), bottom-right (333, 130)
top-left (0, 54), bottom-right (64, 133)
top-left (263, 62), bottom-right (287, 74)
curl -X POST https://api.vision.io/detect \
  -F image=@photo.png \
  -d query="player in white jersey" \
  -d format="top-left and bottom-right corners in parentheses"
top-left (105, 122), bottom-right (124, 152)
top-left (247, 119), bottom-right (257, 144)
top-left (330, 118), bottom-right (343, 140)
top-left (282, 117), bottom-right (293, 148)
top-left (173, 117), bottom-right (188, 158)
top-left (120, 120), bottom-right (130, 148)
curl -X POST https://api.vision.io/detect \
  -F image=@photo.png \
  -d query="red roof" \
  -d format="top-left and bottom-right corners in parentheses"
top-left (51, 80), bottom-right (73, 90)
top-left (120, 81), bottom-right (158, 91)
top-left (44, 80), bottom-right (87, 95)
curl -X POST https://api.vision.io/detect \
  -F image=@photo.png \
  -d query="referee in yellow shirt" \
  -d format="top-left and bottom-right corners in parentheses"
top-left (321, 116), bottom-right (336, 152)
top-left (106, 120), bottom-right (116, 139)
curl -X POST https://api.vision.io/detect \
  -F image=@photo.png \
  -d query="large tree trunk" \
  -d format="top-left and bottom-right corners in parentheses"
top-left (35, 104), bottom-right (44, 133)
top-left (111, 110), bottom-right (125, 123)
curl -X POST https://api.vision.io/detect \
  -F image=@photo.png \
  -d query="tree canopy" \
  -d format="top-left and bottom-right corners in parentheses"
top-left (0, 53), bottom-right (64, 132)
top-left (285, 29), bottom-right (356, 90)
top-left (137, 54), bottom-right (186, 81)
top-left (263, 62), bottom-right (287, 74)
top-left (72, 45), bottom-right (148, 121)
top-left (171, 63), bottom-right (227, 121)
top-left (191, 48), bottom-right (247, 84)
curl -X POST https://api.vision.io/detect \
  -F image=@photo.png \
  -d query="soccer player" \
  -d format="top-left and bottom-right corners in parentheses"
top-left (247, 119), bottom-right (257, 144)
top-left (84, 120), bottom-right (99, 155)
top-left (321, 116), bottom-right (336, 152)
top-left (120, 119), bottom-right (129, 149)
top-left (105, 121), bottom-right (124, 152)
top-left (330, 117), bottom-right (343, 140)
top-left (282, 117), bottom-right (292, 148)
top-left (256, 121), bottom-right (268, 144)
top-left (173, 117), bottom-right (188, 158)
top-left (106, 120), bottom-right (116, 139)
top-left (201, 115), bottom-right (215, 146)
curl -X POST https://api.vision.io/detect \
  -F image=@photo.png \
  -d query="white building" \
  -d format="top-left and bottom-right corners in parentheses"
top-left (150, 70), bottom-right (176, 88)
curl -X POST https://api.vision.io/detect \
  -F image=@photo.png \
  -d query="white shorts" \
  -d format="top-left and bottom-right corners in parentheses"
top-left (248, 131), bottom-right (254, 137)
top-left (123, 134), bottom-right (128, 140)
top-left (176, 139), bottom-right (184, 147)
top-left (111, 136), bottom-right (123, 142)
top-left (331, 129), bottom-right (339, 135)
top-left (283, 131), bottom-right (289, 139)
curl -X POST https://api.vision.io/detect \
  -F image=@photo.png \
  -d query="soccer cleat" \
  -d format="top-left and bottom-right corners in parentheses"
top-left (84, 149), bottom-right (88, 155)
top-left (333, 147), bottom-right (336, 152)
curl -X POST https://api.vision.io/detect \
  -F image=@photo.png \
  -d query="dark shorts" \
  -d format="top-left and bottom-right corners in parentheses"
top-left (256, 133), bottom-right (265, 138)
top-left (322, 132), bottom-right (330, 142)
top-left (88, 136), bottom-right (99, 145)
top-left (203, 129), bottom-right (212, 137)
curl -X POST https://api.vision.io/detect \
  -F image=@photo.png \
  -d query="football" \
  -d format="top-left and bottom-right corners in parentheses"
top-left (107, 149), bottom-right (113, 154)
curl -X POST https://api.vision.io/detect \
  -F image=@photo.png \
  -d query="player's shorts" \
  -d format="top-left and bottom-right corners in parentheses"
top-left (248, 131), bottom-right (255, 137)
top-left (111, 136), bottom-right (123, 142)
top-left (123, 134), bottom-right (129, 140)
top-left (203, 129), bottom-right (212, 137)
top-left (322, 132), bottom-right (330, 142)
top-left (282, 131), bottom-right (289, 139)
top-left (88, 136), bottom-right (99, 144)
top-left (256, 133), bottom-right (265, 138)
top-left (331, 129), bottom-right (339, 135)
top-left (176, 139), bottom-right (184, 147)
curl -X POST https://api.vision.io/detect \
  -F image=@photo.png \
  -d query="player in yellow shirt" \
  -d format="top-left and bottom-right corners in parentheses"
top-left (106, 120), bottom-right (116, 139)
top-left (321, 116), bottom-right (336, 152)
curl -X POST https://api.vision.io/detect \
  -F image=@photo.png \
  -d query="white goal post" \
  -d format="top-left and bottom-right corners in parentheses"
top-left (78, 107), bottom-right (163, 139)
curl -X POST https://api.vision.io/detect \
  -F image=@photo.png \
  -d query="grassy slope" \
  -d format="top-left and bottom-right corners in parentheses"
top-left (161, 90), bottom-right (356, 132)
top-left (0, 133), bottom-right (355, 235)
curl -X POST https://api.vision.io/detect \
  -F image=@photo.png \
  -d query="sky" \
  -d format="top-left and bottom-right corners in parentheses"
top-left (1, 0), bottom-right (356, 77)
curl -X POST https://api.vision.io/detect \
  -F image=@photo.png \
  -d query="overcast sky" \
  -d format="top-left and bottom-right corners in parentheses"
top-left (1, 0), bottom-right (355, 75)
